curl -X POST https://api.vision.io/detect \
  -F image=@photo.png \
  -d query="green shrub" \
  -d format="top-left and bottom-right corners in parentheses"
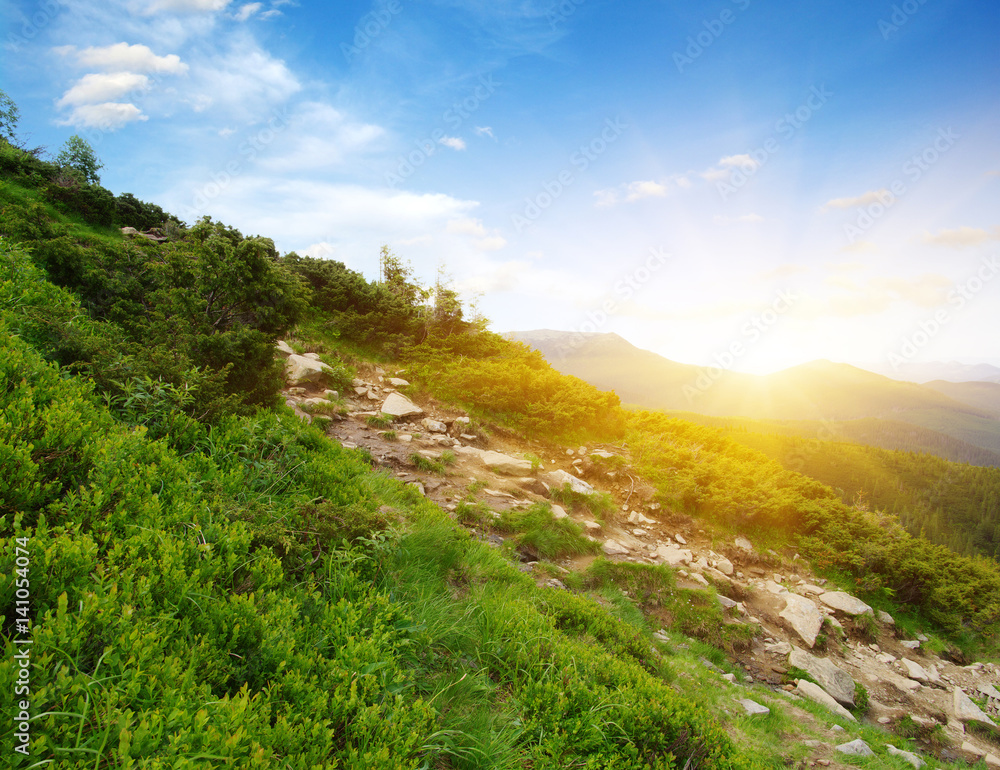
top-left (497, 503), bottom-right (600, 560)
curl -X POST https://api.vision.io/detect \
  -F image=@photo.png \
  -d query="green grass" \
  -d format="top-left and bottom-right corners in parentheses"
top-left (496, 502), bottom-right (600, 560)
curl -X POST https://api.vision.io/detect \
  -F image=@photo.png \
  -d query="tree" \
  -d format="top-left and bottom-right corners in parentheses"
top-left (56, 134), bottom-right (104, 184)
top-left (0, 88), bottom-right (19, 144)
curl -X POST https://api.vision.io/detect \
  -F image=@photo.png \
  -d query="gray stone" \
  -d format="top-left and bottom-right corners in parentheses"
top-left (275, 339), bottom-right (296, 358)
top-left (717, 595), bottom-right (738, 610)
top-left (900, 640), bottom-right (921, 650)
top-left (901, 658), bottom-right (930, 683)
top-left (654, 544), bottom-right (692, 567)
top-left (421, 418), bottom-right (448, 433)
top-left (551, 504), bottom-right (569, 520)
top-left (602, 539), bottom-right (629, 556)
top-left (886, 744), bottom-right (925, 768)
top-left (380, 392), bottom-right (424, 417)
top-left (285, 353), bottom-right (335, 385)
top-left (765, 641), bottom-right (792, 655)
top-left (796, 680), bottom-right (855, 721)
top-left (878, 610), bottom-right (895, 625)
top-left (628, 511), bottom-right (657, 525)
top-left (544, 469), bottom-right (593, 495)
top-left (388, 377), bottom-right (410, 387)
top-left (674, 533), bottom-right (687, 545)
top-left (689, 573), bottom-right (709, 587)
top-left (818, 591), bottom-right (873, 616)
top-left (738, 699), bottom-right (770, 716)
top-left (954, 686), bottom-right (997, 728)
top-left (979, 683), bottom-right (1000, 700)
top-left (735, 536), bottom-right (754, 552)
top-left (780, 594), bottom-right (823, 648)
top-left (789, 648), bottom-right (855, 706)
top-left (834, 738), bottom-right (872, 756)
top-left (715, 556), bottom-right (734, 576)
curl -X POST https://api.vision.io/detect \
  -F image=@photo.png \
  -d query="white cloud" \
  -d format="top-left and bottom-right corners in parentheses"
top-left (59, 43), bottom-right (188, 74)
top-left (255, 102), bottom-right (384, 172)
top-left (446, 217), bottom-right (507, 251)
top-left (822, 189), bottom-right (891, 210)
top-left (718, 154), bottom-right (759, 170)
top-left (57, 73), bottom-right (151, 107)
top-left (593, 178), bottom-right (674, 207)
top-left (234, 3), bottom-right (262, 21)
top-left (300, 241), bottom-right (337, 259)
top-left (57, 102), bottom-right (148, 129)
top-left (922, 226), bottom-right (1000, 248)
top-left (624, 180), bottom-right (667, 202)
top-left (146, 0), bottom-right (232, 13)
top-left (185, 41), bottom-right (300, 120)
top-left (439, 136), bottom-right (466, 151)
top-left (474, 126), bottom-right (495, 140)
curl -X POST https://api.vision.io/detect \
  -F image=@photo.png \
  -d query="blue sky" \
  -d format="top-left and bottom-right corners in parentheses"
top-left (3, 0), bottom-right (999, 374)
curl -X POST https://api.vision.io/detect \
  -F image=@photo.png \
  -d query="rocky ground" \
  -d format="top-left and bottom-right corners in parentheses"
top-left (280, 348), bottom-right (1000, 768)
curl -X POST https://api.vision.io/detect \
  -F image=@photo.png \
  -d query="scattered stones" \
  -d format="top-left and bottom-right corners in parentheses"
top-left (818, 591), bottom-right (873, 617)
top-left (738, 699), bottom-right (770, 716)
top-left (954, 686), bottom-right (997, 728)
top-left (789, 648), bottom-right (855, 706)
top-left (834, 738), bottom-right (872, 756)
top-left (901, 658), bottom-right (930, 683)
top-left (779, 593), bottom-right (824, 648)
top-left (886, 744), bottom-right (925, 768)
top-left (795, 679), bottom-right (855, 721)
top-left (421, 418), bottom-right (448, 433)
top-left (602, 539), bottom-right (630, 556)
top-left (544, 469), bottom-right (593, 495)
top-left (380, 392), bottom-right (424, 417)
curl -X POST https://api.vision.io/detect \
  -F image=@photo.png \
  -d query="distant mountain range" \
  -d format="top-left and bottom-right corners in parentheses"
top-left (507, 329), bottom-right (1000, 462)
top-left (866, 361), bottom-right (1000, 384)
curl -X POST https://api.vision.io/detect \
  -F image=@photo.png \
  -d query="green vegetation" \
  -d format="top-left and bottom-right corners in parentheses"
top-left (0, 109), bottom-right (997, 767)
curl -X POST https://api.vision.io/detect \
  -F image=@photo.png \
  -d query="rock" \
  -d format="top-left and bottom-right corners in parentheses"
top-left (674, 533), bottom-right (687, 545)
top-left (717, 595), bottom-right (738, 610)
top-left (478, 450), bottom-right (533, 475)
top-left (584, 521), bottom-right (601, 532)
top-left (901, 658), bottom-right (930, 683)
top-left (551, 504), bottom-right (569, 520)
top-left (987, 753), bottom-right (1000, 768)
top-left (979, 684), bottom-right (1000, 700)
top-left (722, 673), bottom-right (736, 683)
top-left (654, 544), bottom-right (692, 567)
top-left (789, 648), bottom-right (855, 706)
top-left (285, 353), bottom-right (336, 385)
top-left (900, 640), bottom-right (921, 650)
top-left (121, 226), bottom-right (140, 235)
top-left (875, 652), bottom-right (896, 664)
top-left (421, 418), bottom-right (448, 433)
top-left (818, 591), bottom-right (873, 616)
top-left (602, 539), bottom-right (629, 556)
top-left (689, 573), bottom-right (709, 587)
top-left (954, 686), bottom-right (997, 728)
top-left (380, 392), bottom-right (424, 417)
top-left (765, 641), bottom-right (792, 655)
top-left (834, 738), bottom-right (872, 756)
top-left (738, 699), bottom-right (770, 716)
top-left (544, 469), bottom-right (593, 495)
top-left (780, 594), bottom-right (823, 648)
top-left (274, 340), bottom-right (296, 358)
top-left (799, 583), bottom-right (825, 596)
top-left (715, 556), bottom-right (734, 575)
top-left (734, 535), bottom-right (753, 551)
top-left (797, 680), bottom-right (855, 721)
top-left (962, 741), bottom-right (985, 758)
top-left (388, 377), bottom-right (410, 387)
top-left (764, 580), bottom-right (785, 595)
top-left (302, 352), bottom-right (321, 361)
top-left (886, 744), bottom-right (925, 768)
top-left (628, 511), bottom-right (657, 525)
top-left (878, 610), bottom-right (895, 625)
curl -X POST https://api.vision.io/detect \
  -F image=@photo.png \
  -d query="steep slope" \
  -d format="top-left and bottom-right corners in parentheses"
top-left (924, 380), bottom-right (1000, 418)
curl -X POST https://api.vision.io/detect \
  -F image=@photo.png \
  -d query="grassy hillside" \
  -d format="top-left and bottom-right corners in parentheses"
top-left (5, 134), bottom-right (1000, 767)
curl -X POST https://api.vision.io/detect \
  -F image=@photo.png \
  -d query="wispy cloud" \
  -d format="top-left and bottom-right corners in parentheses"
top-left (233, 3), bottom-right (262, 21)
top-left (439, 136), bottom-right (467, 151)
top-left (593, 178), bottom-right (675, 207)
top-left (821, 189), bottom-right (891, 210)
top-left (922, 226), bottom-right (1000, 248)
top-left (474, 126), bottom-right (495, 140)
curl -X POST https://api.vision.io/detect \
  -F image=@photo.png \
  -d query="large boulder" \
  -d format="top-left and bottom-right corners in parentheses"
top-left (789, 648), bottom-right (855, 706)
top-left (954, 687), bottom-right (998, 728)
top-left (779, 593), bottom-right (823, 648)
top-left (654, 544), bottom-right (692, 567)
top-left (285, 354), bottom-right (335, 385)
top-left (275, 340), bottom-right (296, 358)
top-left (381, 392), bottom-right (424, 417)
top-left (479, 450), bottom-right (533, 476)
top-left (818, 591), bottom-right (873, 616)
top-left (795, 679), bottom-right (855, 721)
top-left (544, 469), bottom-right (594, 495)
